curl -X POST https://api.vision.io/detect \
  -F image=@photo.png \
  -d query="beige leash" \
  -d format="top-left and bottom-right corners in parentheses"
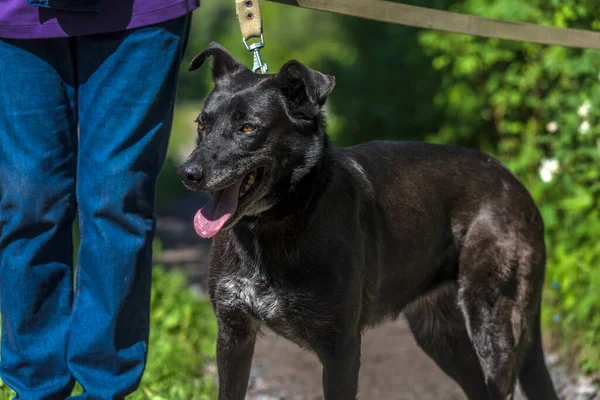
top-left (235, 0), bottom-right (600, 75)
top-left (266, 0), bottom-right (600, 50)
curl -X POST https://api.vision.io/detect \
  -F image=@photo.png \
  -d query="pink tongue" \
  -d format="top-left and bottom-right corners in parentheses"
top-left (194, 179), bottom-right (243, 238)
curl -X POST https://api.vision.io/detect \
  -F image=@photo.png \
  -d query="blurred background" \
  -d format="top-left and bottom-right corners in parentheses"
top-left (2, 0), bottom-right (599, 399)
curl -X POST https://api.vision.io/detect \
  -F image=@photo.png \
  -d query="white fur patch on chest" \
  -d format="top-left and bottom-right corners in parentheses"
top-left (218, 273), bottom-right (282, 320)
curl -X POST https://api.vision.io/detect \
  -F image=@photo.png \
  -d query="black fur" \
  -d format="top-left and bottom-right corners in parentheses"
top-left (179, 42), bottom-right (558, 400)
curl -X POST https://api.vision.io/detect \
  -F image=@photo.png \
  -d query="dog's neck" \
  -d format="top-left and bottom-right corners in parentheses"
top-left (239, 132), bottom-right (333, 231)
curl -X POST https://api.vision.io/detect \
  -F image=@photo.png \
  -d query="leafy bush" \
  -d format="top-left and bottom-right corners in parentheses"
top-left (419, 0), bottom-right (600, 373)
top-left (0, 264), bottom-right (218, 399)
top-left (132, 265), bottom-right (218, 400)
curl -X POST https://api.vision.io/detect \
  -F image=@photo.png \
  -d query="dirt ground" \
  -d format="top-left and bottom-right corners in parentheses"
top-left (250, 319), bottom-right (466, 400)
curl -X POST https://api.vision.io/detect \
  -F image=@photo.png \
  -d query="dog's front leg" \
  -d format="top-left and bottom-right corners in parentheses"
top-left (319, 334), bottom-right (361, 400)
top-left (216, 316), bottom-right (258, 400)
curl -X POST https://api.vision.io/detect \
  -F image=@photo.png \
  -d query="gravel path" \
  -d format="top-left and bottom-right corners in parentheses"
top-left (155, 193), bottom-right (599, 400)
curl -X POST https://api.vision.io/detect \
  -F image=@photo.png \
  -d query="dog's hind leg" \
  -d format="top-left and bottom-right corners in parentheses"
top-left (517, 306), bottom-right (559, 400)
top-left (457, 276), bottom-right (521, 399)
top-left (457, 214), bottom-right (546, 400)
top-left (405, 283), bottom-right (491, 400)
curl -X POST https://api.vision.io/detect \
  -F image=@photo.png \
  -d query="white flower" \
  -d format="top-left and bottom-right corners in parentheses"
top-left (538, 157), bottom-right (560, 183)
top-left (546, 121), bottom-right (559, 133)
top-left (579, 120), bottom-right (590, 135)
top-left (578, 100), bottom-right (591, 118)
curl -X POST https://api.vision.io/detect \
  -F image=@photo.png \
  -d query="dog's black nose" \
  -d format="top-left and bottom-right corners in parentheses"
top-left (178, 163), bottom-right (204, 185)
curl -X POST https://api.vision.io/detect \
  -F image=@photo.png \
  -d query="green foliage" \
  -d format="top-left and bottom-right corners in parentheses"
top-left (0, 378), bottom-right (11, 400)
top-left (419, 0), bottom-right (600, 372)
top-left (133, 264), bottom-right (218, 400)
top-left (0, 263), bottom-right (218, 399)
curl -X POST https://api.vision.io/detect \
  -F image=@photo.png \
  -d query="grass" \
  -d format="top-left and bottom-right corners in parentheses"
top-left (131, 264), bottom-right (218, 400)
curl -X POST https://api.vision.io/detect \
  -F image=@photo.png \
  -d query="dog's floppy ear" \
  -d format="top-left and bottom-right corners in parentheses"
top-left (188, 42), bottom-right (246, 80)
top-left (274, 60), bottom-right (335, 111)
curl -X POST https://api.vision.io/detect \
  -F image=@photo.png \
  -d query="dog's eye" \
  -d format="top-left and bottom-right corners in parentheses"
top-left (197, 122), bottom-right (205, 133)
top-left (241, 123), bottom-right (255, 133)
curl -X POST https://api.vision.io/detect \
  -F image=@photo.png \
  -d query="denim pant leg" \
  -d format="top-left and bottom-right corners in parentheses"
top-left (0, 39), bottom-right (78, 399)
top-left (66, 15), bottom-right (191, 399)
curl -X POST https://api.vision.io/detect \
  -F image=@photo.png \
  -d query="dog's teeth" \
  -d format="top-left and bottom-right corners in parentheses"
top-left (238, 172), bottom-right (258, 199)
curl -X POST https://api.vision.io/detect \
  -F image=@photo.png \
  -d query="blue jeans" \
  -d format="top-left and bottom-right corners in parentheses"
top-left (0, 15), bottom-right (191, 399)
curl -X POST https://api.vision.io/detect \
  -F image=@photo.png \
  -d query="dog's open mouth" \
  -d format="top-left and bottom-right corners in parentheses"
top-left (194, 168), bottom-right (264, 238)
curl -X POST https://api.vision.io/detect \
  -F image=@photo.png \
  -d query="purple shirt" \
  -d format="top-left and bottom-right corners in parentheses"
top-left (0, 0), bottom-right (200, 39)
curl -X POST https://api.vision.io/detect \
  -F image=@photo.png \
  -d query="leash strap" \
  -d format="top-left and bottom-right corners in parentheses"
top-left (235, 0), bottom-right (268, 73)
top-left (267, 0), bottom-right (600, 50)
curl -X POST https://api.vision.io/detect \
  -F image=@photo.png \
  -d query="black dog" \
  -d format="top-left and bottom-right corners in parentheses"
top-left (178, 42), bottom-right (558, 400)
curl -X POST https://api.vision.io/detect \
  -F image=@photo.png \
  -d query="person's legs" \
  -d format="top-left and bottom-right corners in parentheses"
top-left (67, 15), bottom-right (191, 399)
top-left (0, 39), bottom-right (78, 399)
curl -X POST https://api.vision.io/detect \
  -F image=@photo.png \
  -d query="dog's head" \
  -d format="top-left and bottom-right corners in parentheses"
top-left (178, 42), bottom-right (335, 238)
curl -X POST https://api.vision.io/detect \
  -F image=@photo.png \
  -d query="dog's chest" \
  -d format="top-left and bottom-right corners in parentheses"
top-left (217, 273), bottom-right (283, 321)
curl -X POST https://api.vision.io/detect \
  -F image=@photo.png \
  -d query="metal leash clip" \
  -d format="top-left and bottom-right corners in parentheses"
top-left (243, 33), bottom-right (268, 74)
